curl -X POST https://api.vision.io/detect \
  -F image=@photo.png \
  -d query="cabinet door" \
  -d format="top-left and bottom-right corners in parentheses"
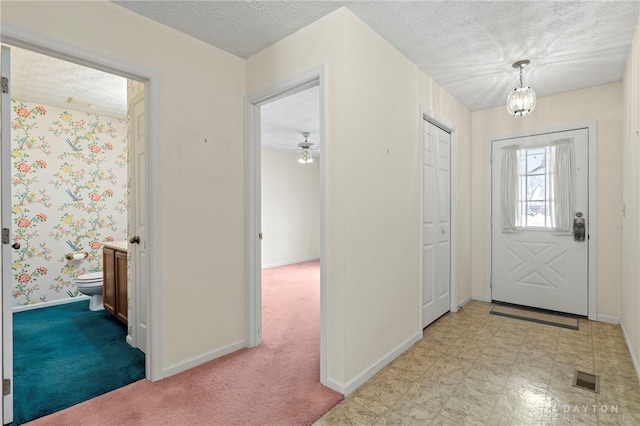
top-left (103, 247), bottom-right (116, 315)
top-left (115, 250), bottom-right (128, 324)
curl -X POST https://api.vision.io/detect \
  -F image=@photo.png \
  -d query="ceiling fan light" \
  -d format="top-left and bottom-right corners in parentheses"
top-left (296, 132), bottom-right (315, 164)
top-left (298, 149), bottom-right (313, 164)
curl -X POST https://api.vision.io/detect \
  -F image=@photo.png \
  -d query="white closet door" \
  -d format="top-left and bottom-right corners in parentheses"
top-left (421, 120), bottom-right (451, 328)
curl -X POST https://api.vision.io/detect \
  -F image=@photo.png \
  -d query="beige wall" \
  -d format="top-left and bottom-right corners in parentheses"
top-left (3, 0), bottom-right (633, 391)
top-left (622, 17), bottom-right (640, 377)
top-left (471, 83), bottom-right (624, 319)
top-left (261, 148), bottom-right (320, 268)
top-left (247, 7), bottom-right (472, 390)
top-left (1, 1), bottom-right (247, 372)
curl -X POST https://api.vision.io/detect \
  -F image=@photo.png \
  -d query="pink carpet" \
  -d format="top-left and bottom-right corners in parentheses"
top-left (28, 260), bottom-right (342, 425)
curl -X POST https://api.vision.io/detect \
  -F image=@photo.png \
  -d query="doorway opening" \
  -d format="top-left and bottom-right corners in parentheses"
top-left (259, 84), bottom-right (320, 350)
top-left (244, 66), bottom-right (330, 389)
top-left (2, 44), bottom-right (145, 424)
top-left (1, 27), bottom-right (162, 424)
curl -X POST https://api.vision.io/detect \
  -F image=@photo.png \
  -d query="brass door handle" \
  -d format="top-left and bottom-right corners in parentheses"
top-left (129, 236), bottom-right (140, 244)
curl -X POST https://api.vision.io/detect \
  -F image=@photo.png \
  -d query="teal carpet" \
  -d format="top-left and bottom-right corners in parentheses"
top-left (12, 300), bottom-right (145, 425)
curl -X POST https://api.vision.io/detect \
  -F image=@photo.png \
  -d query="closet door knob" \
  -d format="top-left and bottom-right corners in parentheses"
top-left (11, 242), bottom-right (20, 250)
top-left (129, 236), bottom-right (140, 244)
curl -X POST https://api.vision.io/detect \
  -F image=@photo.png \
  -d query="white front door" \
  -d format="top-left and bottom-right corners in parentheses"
top-left (421, 119), bottom-right (451, 328)
top-left (1, 45), bottom-right (14, 425)
top-left (128, 92), bottom-right (147, 353)
top-left (491, 128), bottom-right (589, 315)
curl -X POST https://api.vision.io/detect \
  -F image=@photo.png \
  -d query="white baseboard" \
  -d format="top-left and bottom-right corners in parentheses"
top-left (12, 295), bottom-right (90, 313)
top-left (262, 257), bottom-right (320, 269)
top-left (457, 295), bottom-right (472, 308)
top-left (163, 340), bottom-right (246, 378)
top-left (321, 376), bottom-right (346, 395)
top-left (331, 332), bottom-right (421, 396)
top-left (471, 294), bottom-right (487, 302)
top-left (596, 314), bottom-right (620, 324)
top-left (620, 319), bottom-right (640, 382)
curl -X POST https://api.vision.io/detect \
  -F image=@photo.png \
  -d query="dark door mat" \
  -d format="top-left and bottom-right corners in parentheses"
top-left (490, 302), bottom-right (580, 330)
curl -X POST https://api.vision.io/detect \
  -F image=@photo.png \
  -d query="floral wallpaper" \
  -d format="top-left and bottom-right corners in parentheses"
top-left (10, 99), bottom-right (128, 307)
top-left (127, 79), bottom-right (144, 97)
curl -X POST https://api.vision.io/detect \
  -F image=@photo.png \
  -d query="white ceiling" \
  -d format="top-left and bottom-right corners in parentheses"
top-left (6, 1), bottom-right (639, 154)
top-left (7, 46), bottom-right (128, 119)
top-left (261, 86), bottom-right (320, 154)
top-left (6, 44), bottom-right (318, 153)
top-left (113, 1), bottom-right (639, 112)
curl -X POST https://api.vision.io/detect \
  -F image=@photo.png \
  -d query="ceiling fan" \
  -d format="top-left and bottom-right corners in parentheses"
top-left (296, 132), bottom-right (318, 164)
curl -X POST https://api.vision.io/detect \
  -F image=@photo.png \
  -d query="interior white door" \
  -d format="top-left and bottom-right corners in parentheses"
top-left (421, 119), bottom-right (451, 328)
top-left (491, 128), bottom-right (589, 315)
top-left (129, 92), bottom-right (147, 353)
top-left (1, 45), bottom-right (14, 425)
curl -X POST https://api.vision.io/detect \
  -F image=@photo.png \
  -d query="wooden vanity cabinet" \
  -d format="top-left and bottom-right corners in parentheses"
top-left (103, 247), bottom-right (116, 316)
top-left (103, 246), bottom-right (128, 325)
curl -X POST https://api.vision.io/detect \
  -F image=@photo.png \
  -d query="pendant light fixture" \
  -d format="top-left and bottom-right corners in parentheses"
top-left (506, 59), bottom-right (536, 117)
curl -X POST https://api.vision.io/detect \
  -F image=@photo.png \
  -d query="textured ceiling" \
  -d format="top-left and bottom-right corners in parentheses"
top-left (113, 0), bottom-right (343, 59)
top-left (114, 1), bottom-right (640, 111)
top-left (6, 1), bottom-right (639, 154)
top-left (349, 1), bottom-right (639, 111)
top-left (5, 44), bottom-right (315, 152)
top-left (6, 46), bottom-right (127, 119)
top-left (261, 86), bottom-right (320, 155)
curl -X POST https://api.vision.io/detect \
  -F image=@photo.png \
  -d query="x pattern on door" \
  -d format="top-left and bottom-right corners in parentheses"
top-left (506, 240), bottom-right (568, 289)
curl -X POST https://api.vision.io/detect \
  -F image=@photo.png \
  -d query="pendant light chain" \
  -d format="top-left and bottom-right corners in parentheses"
top-left (519, 66), bottom-right (524, 88)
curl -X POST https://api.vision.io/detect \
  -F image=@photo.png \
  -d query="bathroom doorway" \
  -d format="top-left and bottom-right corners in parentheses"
top-left (0, 43), bottom-right (150, 424)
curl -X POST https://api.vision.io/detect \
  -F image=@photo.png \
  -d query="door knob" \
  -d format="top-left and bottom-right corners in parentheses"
top-left (573, 212), bottom-right (585, 242)
top-left (129, 236), bottom-right (140, 244)
top-left (11, 242), bottom-right (20, 250)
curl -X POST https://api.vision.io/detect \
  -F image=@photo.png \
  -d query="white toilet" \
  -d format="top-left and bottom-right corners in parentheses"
top-left (76, 271), bottom-right (104, 311)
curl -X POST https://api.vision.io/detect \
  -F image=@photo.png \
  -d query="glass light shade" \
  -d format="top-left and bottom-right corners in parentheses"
top-left (298, 150), bottom-right (313, 163)
top-left (506, 86), bottom-right (536, 117)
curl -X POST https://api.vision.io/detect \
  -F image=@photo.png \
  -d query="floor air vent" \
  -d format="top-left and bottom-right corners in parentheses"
top-left (573, 370), bottom-right (600, 393)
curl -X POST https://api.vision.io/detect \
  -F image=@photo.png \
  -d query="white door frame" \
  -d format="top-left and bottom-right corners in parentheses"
top-left (485, 121), bottom-right (598, 320)
top-left (1, 45), bottom-right (14, 424)
top-left (0, 23), bottom-right (164, 380)
top-left (244, 66), bottom-right (328, 385)
top-left (419, 106), bottom-right (459, 326)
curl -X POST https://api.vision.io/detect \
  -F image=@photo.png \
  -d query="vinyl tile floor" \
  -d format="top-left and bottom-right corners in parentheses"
top-left (314, 301), bottom-right (640, 425)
